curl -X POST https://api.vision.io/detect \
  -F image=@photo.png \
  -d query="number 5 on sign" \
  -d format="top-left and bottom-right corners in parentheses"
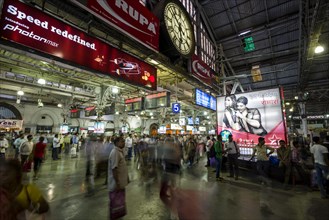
top-left (172, 103), bottom-right (180, 113)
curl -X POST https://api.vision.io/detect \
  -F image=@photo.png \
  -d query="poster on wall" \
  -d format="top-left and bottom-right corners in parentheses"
top-left (0, 119), bottom-right (23, 130)
top-left (0, 0), bottom-right (157, 90)
top-left (217, 88), bottom-right (286, 147)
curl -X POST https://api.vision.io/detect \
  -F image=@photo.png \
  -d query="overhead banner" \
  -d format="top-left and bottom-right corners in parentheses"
top-left (0, 0), bottom-right (157, 90)
top-left (71, 0), bottom-right (159, 51)
top-left (216, 88), bottom-right (286, 147)
top-left (0, 119), bottom-right (23, 130)
top-left (191, 55), bottom-right (217, 87)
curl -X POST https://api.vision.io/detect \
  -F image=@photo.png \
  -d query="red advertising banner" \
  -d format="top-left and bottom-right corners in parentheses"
top-left (0, 0), bottom-right (157, 90)
top-left (71, 0), bottom-right (159, 52)
top-left (217, 88), bottom-right (287, 147)
top-left (191, 55), bottom-right (216, 87)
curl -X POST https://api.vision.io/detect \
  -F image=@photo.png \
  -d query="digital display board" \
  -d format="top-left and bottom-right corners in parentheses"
top-left (195, 117), bottom-right (200, 125)
top-left (195, 89), bottom-right (216, 111)
top-left (124, 97), bottom-right (143, 112)
top-left (144, 92), bottom-right (170, 109)
top-left (59, 125), bottom-right (69, 134)
top-left (217, 88), bottom-right (286, 147)
top-left (84, 106), bottom-right (96, 117)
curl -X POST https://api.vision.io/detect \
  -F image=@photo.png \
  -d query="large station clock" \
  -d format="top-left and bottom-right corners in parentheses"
top-left (153, 0), bottom-right (195, 58)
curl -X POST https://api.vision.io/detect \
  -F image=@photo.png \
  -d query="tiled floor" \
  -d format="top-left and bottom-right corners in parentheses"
top-left (20, 150), bottom-right (329, 220)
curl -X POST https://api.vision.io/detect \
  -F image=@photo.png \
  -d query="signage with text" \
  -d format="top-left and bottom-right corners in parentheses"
top-left (191, 55), bottom-right (217, 87)
top-left (71, 0), bottom-right (159, 51)
top-left (172, 103), bottom-right (180, 113)
top-left (0, 119), bottom-right (23, 130)
top-left (0, 0), bottom-right (157, 90)
top-left (217, 88), bottom-right (286, 147)
top-left (195, 89), bottom-right (216, 111)
top-left (145, 92), bottom-right (170, 109)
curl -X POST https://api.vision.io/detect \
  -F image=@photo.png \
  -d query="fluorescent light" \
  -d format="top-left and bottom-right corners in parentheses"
top-left (151, 116), bottom-right (154, 119)
top-left (112, 87), bottom-right (119, 94)
top-left (314, 45), bottom-right (324, 54)
top-left (150, 112), bottom-right (153, 116)
top-left (238, 30), bottom-right (251, 36)
top-left (115, 111), bottom-right (119, 115)
top-left (149, 59), bottom-right (159, 65)
top-left (37, 78), bottom-right (46, 85)
top-left (203, 111), bottom-right (208, 115)
top-left (57, 103), bottom-right (63, 108)
top-left (285, 102), bottom-right (290, 105)
top-left (17, 90), bottom-right (24, 96)
top-left (294, 96), bottom-right (298, 100)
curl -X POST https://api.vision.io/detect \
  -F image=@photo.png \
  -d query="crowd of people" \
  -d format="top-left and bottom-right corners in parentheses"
top-left (0, 131), bottom-right (328, 219)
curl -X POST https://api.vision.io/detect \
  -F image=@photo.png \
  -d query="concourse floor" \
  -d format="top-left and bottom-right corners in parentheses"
top-left (20, 150), bottom-right (328, 220)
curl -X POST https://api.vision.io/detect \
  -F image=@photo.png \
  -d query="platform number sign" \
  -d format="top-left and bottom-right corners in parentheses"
top-left (172, 103), bottom-right (180, 113)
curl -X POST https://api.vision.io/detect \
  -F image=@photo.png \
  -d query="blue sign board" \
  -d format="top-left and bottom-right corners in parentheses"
top-left (195, 117), bottom-right (200, 125)
top-left (195, 89), bottom-right (216, 111)
top-left (187, 117), bottom-right (194, 125)
top-left (172, 103), bottom-right (180, 113)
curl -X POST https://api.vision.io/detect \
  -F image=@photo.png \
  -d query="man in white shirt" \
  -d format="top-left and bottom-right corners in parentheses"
top-left (224, 135), bottom-right (240, 180)
top-left (310, 136), bottom-right (329, 199)
top-left (125, 134), bottom-right (133, 160)
top-left (20, 134), bottom-right (34, 165)
top-left (0, 133), bottom-right (9, 160)
top-left (52, 134), bottom-right (60, 160)
top-left (205, 136), bottom-right (213, 167)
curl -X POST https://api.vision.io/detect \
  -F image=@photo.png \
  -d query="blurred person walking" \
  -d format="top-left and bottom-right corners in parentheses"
top-left (32, 136), bottom-right (47, 180)
top-left (108, 135), bottom-right (129, 219)
top-left (52, 134), bottom-right (60, 160)
top-left (13, 133), bottom-right (25, 160)
top-left (85, 135), bottom-right (97, 196)
top-left (205, 136), bottom-right (214, 167)
top-left (224, 135), bottom-right (240, 180)
top-left (19, 135), bottom-right (34, 168)
top-left (310, 136), bottom-right (329, 199)
top-left (125, 134), bottom-right (133, 160)
top-left (250, 137), bottom-right (274, 185)
top-left (0, 159), bottom-right (49, 219)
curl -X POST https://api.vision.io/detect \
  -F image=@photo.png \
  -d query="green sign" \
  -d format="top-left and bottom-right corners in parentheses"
top-left (243, 37), bottom-right (255, 52)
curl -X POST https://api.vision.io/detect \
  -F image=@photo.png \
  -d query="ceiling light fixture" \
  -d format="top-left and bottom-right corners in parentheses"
top-left (16, 96), bottom-right (21, 104)
top-left (115, 111), bottom-right (119, 115)
top-left (112, 87), bottom-right (119, 94)
top-left (57, 103), bottom-right (63, 108)
top-left (149, 59), bottom-right (159, 65)
top-left (17, 90), bottom-right (24, 96)
top-left (314, 45), bottom-right (324, 54)
top-left (238, 30), bottom-right (251, 36)
top-left (37, 78), bottom-right (46, 85)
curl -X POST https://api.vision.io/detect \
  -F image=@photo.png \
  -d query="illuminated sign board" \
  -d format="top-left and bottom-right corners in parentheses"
top-left (60, 125), bottom-right (69, 134)
top-left (71, 0), bottom-right (160, 52)
top-left (0, 0), bottom-right (157, 90)
top-left (198, 126), bottom-right (206, 132)
top-left (195, 89), bottom-right (216, 111)
top-left (170, 123), bottom-right (182, 130)
top-left (94, 122), bottom-right (105, 134)
top-left (144, 92), bottom-right (170, 109)
top-left (186, 125), bottom-right (193, 131)
top-left (187, 117), bottom-right (194, 125)
top-left (191, 55), bottom-right (216, 87)
top-left (217, 88), bottom-right (286, 147)
top-left (124, 97), bottom-right (144, 112)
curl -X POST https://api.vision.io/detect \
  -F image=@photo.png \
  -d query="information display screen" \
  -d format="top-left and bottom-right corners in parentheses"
top-left (94, 122), bottom-right (105, 134)
top-left (187, 117), bottom-right (194, 125)
top-left (145, 92), bottom-right (170, 109)
top-left (124, 97), bottom-right (143, 112)
top-left (195, 89), bottom-right (216, 111)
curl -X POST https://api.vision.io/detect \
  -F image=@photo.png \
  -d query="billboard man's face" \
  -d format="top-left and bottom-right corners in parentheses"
top-left (236, 102), bottom-right (247, 112)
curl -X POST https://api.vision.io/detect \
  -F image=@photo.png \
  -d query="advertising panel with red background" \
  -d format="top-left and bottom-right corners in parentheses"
top-left (0, 0), bottom-right (157, 90)
top-left (191, 54), bottom-right (217, 87)
top-left (217, 88), bottom-right (287, 148)
top-left (70, 0), bottom-right (159, 52)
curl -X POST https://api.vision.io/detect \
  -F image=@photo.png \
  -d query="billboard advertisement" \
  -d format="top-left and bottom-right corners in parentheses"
top-left (217, 88), bottom-right (286, 147)
top-left (0, 0), bottom-right (157, 90)
top-left (70, 0), bottom-right (159, 51)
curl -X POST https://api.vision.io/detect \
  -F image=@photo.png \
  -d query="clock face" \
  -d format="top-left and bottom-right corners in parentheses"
top-left (164, 2), bottom-right (195, 56)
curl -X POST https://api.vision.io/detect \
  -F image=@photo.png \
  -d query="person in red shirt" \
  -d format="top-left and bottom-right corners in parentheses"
top-left (33, 136), bottom-right (47, 180)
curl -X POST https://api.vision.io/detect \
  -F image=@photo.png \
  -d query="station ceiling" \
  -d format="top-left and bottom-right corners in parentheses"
top-left (0, 0), bottom-right (328, 119)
